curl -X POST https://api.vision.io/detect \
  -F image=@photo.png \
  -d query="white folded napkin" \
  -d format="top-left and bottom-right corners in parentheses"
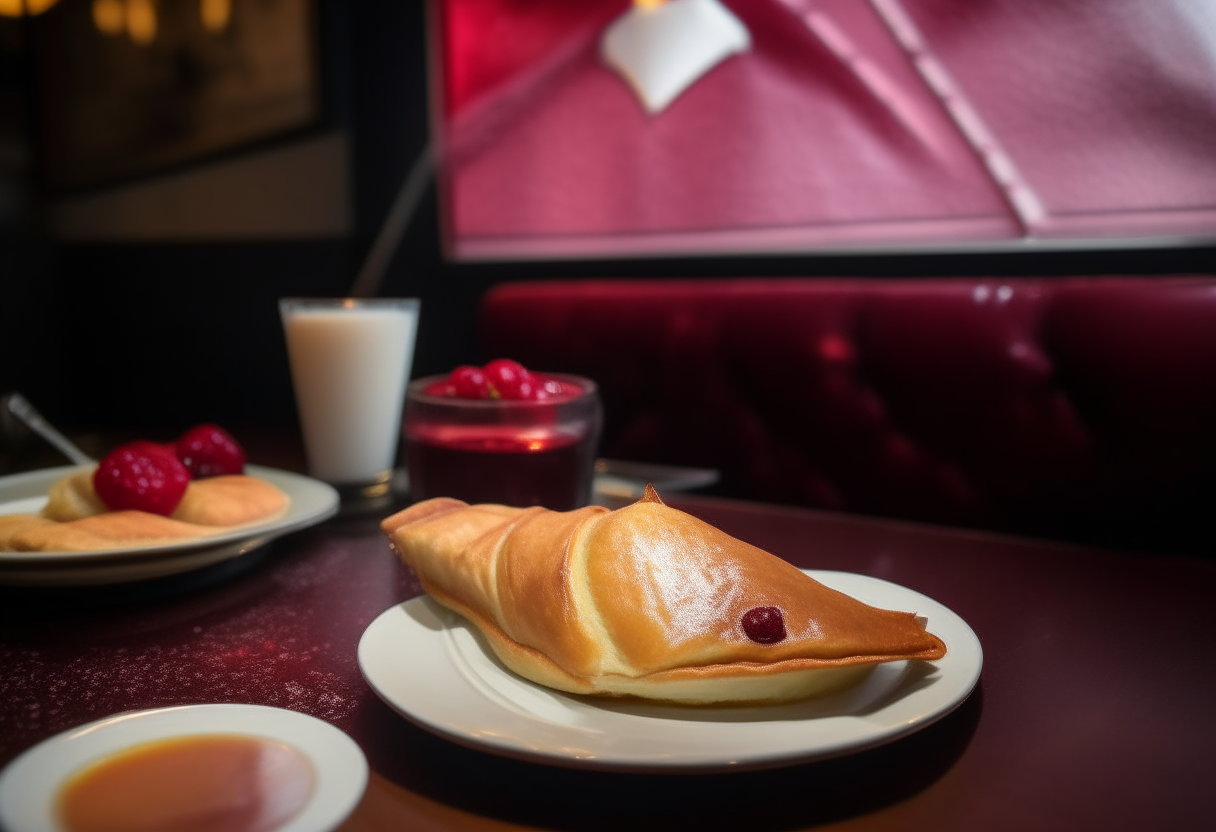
top-left (601, 0), bottom-right (751, 114)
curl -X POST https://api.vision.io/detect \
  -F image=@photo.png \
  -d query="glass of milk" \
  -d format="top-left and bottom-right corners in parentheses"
top-left (279, 298), bottom-right (420, 506)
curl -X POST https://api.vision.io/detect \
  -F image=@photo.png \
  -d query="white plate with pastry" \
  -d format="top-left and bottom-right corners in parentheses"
top-left (359, 570), bottom-right (982, 772)
top-left (0, 703), bottom-right (367, 832)
top-left (0, 465), bottom-right (339, 586)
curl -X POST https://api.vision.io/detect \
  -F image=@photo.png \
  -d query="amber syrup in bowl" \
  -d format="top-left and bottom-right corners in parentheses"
top-left (55, 734), bottom-right (314, 832)
top-left (403, 374), bottom-right (602, 510)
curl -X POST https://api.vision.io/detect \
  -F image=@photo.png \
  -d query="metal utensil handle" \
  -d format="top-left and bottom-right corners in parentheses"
top-left (3, 392), bottom-right (95, 465)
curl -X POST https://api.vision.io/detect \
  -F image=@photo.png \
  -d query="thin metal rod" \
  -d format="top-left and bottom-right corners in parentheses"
top-left (348, 142), bottom-right (435, 299)
top-left (3, 392), bottom-right (95, 465)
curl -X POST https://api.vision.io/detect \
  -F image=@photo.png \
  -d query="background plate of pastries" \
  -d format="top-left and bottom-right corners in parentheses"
top-left (0, 465), bottom-right (338, 586)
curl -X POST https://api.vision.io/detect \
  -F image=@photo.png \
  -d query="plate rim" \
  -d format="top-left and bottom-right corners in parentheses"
top-left (0, 703), bottom-right (368, 832)
top-left (358, 570), bottom-right (983, 773)
top-left (0, 464), bottom-right (338, 565)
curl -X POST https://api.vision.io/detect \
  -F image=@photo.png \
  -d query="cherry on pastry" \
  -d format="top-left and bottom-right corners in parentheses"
top-left (742, 606), bottom-right (787, 644)
top-left (93, 441), bottom-right (192, 516)
top-left (175, 424), bottom-right (247, 478)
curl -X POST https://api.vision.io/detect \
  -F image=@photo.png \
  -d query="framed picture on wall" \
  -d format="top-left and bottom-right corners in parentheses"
top-left (30, 0), bottom-right (322, 192)
top-left (430, 0), bottom-right (1216, 261)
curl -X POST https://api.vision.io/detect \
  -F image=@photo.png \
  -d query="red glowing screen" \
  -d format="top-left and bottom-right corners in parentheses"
top-left (430, 0), bottom-right (1216, 260)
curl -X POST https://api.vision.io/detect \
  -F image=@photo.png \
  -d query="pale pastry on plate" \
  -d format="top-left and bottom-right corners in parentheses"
top-left (381, 486), bottom-right (946, 704)
top-left (0, 469), bottom-right (289, 553)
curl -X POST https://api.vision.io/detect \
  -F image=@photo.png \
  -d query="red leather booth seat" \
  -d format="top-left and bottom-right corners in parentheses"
top-left (479, 277), bottom-right (1216, 554)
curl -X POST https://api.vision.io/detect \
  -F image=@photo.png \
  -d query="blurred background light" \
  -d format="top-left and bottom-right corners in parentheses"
top-left (0, 0), bottom-right (61, 17)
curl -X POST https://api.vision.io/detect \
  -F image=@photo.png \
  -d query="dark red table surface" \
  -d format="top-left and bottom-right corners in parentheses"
top-left (2, 484), bottom-right (1214, 831)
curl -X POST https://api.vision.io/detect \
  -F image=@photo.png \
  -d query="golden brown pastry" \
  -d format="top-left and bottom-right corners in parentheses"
top-left (170, 475), bottom-right (290, 526)
top-left (382, 486), bottom-right (947, 704)
top-left (0, 468), bottom-right (289, 553)
top-left (0, 510), bottom-right (216, 552)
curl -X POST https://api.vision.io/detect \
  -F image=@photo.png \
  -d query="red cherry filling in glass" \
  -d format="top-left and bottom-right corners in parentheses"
top-left (93, 441), bottom-right (191, 516)
top-left (432, 359), bottom-right (583, 402)
top-left (741, 606), bottom-right (787, 644)
top-left (423, 379), bottom-right (458, 397)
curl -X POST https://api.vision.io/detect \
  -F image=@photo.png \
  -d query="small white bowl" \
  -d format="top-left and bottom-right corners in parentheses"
top-left (0, 704), bottom-right (368, 832)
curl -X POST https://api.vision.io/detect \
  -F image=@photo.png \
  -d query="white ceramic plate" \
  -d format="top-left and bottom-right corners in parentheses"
top-left (0, 465), bottom-right (339, 586)
top-left (358, 570), bottom-right (983, 772)
top-left (0, 703), bottom-right (368, 832)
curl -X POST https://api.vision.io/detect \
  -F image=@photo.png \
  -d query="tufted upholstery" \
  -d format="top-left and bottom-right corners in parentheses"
top-left (479, 277), bottom-right (1216, 554)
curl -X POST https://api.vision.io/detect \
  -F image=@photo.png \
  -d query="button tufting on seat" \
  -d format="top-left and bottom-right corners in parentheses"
top-left (480, 277), bottom-right (1216, 553)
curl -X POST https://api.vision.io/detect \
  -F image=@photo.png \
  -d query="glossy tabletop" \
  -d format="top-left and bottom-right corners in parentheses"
top-left (1, 486), bottom-right (1213, 831)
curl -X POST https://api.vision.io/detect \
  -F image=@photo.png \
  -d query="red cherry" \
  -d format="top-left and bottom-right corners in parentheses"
top-left (483, 359), bottom-right (534, 399)
top-left (531, 377), bottom-right (581, 401)
top-left (515, 377), bottom-right (545, 400)
top-left (496, 372), bottom-right (542, 400)
top-left (483, 358), bottom-right (529, 379)
top-left (175, 424), bottom-right (247, 477)
top-left (541, 377), bottom-right (570, 399)
top-left (93, 441), bottom-right (191, 516)
top-left (449, 365), bottom-right (493, 399)
top-left (741, 607), bottom-right (787, 644)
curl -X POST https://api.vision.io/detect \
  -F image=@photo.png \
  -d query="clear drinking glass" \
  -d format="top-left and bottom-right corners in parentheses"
top-left (402, 374), bottom-right (602, 511)
top-left (280, 298), bottom-right (420, 505)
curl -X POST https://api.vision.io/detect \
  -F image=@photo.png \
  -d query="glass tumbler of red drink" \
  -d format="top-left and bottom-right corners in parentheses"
top-left (402, 374), bottom-right (602, 510)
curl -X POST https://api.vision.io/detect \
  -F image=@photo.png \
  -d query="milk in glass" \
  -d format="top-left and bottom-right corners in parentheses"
top-left (281, 299), bottom-right (419, 485)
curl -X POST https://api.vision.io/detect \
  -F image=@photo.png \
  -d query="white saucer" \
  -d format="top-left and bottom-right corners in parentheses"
top-left (0, 465), bottom-right (339, 586)
top-left (359, 570), bottom-right (983, 772)
top-left (0, 703), bottom-right (368, 832)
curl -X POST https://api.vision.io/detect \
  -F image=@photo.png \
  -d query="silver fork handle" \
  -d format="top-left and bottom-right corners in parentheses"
top-left (3, 392), bottom-right (95, 466)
